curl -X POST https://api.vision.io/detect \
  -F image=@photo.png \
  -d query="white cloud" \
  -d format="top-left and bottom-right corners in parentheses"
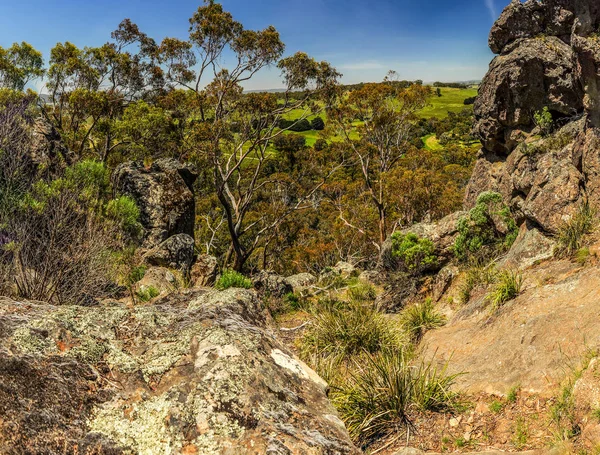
top-left (339, 61), bottom-right (386, 71)
top-left (484, 0), bottom-right (498, 21)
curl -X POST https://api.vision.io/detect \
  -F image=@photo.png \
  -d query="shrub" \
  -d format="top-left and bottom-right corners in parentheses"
top-left (5, 159), bottom-right (137, 305)
top-left (463, 96), bottom-right (476, 105)
top-left (486, 269), bottom-right (523, 311)
top-left (311, 116), bottom-right (325, 130)
top-left (334, 349), bottom-right (460, 444)
top-left (136, 285), bottom-right (159, 302)
top-left (106, 196), bottom-right (144, 240)
top-left (313, 138), bottom-right (328, 151)
top-left (454, 192), bottom-right (517, 262)
top-left (215, 269), bottom-right (252, 290)
top-left (286, 118), bottom-right (312, 132)
top-left (401, 298), bottom-right (446, 342)
top-left (534, 106), bottom-right (553, 137)
top-left (391, 232), bottom-right (438, 274)
top-left (301, 302), bottom-right (403, 361)
top-left (555, 202), bottom-right (595, 258)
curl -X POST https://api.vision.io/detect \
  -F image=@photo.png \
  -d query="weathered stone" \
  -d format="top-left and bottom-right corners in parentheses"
top-left (135, 266), bottom-right (180, 297)
top-left (0, 290), bottom-right (359, 454)
top-left (285, 272), bottom-right (317, 293)
top-left (474, 37), bottom-right (583, 155)
top-left (253, 270), bottom-right (293, 298)
top-left (190, 254), bottom-right (219, 287)
top-left (432, 265), bottom-right (459, 302)
top-left (332, 261), bottom-right (356, 277)
top-left (143, 233), bottom-right (196, 275)
top-left (112, 159), bottom-right (198, 248)
top-left (498, 223), bottom-right (555, 270)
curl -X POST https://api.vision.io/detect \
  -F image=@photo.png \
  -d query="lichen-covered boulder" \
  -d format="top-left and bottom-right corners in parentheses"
top-left (252, 270), bottom-right (293, 298)
top-left (143, 233), bottom-right (196, 275)
top-left (190, 254), bottom-right (219, 287)
top-left (285, 272), bottom-right (317, 294)
top-left (0, 290), bottom-right (359, 454)
top-left (112, 159), bottom-right (198, 249)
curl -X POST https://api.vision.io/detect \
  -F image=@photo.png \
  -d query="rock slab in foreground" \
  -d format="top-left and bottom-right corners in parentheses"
top-left (0, 289), bottom-right (359, 455)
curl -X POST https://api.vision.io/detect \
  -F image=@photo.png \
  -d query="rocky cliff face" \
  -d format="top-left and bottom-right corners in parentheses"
top-left (468, 0), bottom-right (600, 233)
top-left (0, 289), bottom-right (358, 454)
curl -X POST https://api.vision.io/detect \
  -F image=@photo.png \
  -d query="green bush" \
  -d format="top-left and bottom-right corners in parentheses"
top-left (136, 285), bottom-right (159, 302)
top-left (334, 349), bottom-right (460, 444)
top-left (215, 269), bottom-right (253, 290)
top-left (486, 269), bottom-right (523, 311)
top-left (555, 202), bottom-right (595, 258)
top-left (106, 195), bottom-right (143, 239)
top-left (311, 116), bottom-right (325, 130)
top-left (454, 192), bottom-right (517, 262)
top-left (391, 232), bottom-right (438, 274)
top-left (534, 106), bottom-right (553, 137)
top-left (401, 298), bottom-right (446, 342)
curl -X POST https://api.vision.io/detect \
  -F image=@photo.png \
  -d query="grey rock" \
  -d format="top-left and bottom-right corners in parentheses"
top-left (284, 273), bottom-right (317, 293)
top-left (253, 270), bottom-right (293, 298)
top-left (143, 233), bottom-right (196, 275)
top-left (0, 289), bottom-right (359, 454)
top-left (112, 159), bottom-right (198, 248)
top-left (190, 254), bottom-right (219, 287)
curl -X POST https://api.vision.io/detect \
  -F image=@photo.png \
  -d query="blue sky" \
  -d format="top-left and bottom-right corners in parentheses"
top-left (0, 0), bottom-right (511, 90)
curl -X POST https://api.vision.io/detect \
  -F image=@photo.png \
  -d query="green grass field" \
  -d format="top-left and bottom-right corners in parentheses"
top-left (418, 87), bottom-right (478, 119)
top-left (279, 86), bottom-right (478, 147)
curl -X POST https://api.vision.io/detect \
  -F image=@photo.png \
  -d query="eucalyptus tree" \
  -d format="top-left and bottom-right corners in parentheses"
top-left (154, 0), bottom-right (340, 270)
top-left (329, 73), bottom-right (431, 249)
top-left (43, 20), bottom-right (161, 160)
top-left (0, 42), bottom-right (44, 91)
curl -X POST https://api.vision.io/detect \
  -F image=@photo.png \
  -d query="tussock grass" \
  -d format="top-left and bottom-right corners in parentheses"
top-left (457, 260), bottom-right (498, 305)
top-left (347, 280), bottom-right (377, 302)
top-left (401, 298), bottom-right (446, 342)
top-left (215, 269), bottom-right (252, 290)
top-left (486, 269), bottom-right (523, 311)
top-left (333, 349), bottom-right (461, 444)
top-left (555, 202), bottom-right (595, 258)
top-left (301, 302), bottom-right (403, 361)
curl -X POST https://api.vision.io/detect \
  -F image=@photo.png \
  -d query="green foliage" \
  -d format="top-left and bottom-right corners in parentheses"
top-left (401, 298), bottom-right (446, 342)
top-left (334, 349), bottom-right (460, 444)
top-left (513, 417), bottom-right (529, 449)
top-left (0, 42), bottom-right (44, 91)
top-left (490, 400), bottom-right (504, 413)
top-left (507, 385), bottom-right (520, 403)
top-left (486, 270), bottom-right (523, 311)
top-left (136, 285), bottom-right (159, 302)
top-left (301, 302), bottom-right (403, 361)
top-left (106, 196), bottom-right (143, 239)
top-left (556, 202), bottom-right (595, 258)
top-left (311, 116), bottom-right (325, 130)
top-left (391, 232), bottom-right (438, 274)
top-left (454, 191), bottom-right (517, 262)
top-left (534, 106), bottom-right (553, 137)
top-left (127, 265), bottom-right (147, 285)
top-left (215, 269), bottom-right (252, 290)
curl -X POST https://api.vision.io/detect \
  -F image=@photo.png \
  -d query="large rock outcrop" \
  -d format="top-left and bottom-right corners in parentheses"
top-left (469, 0), bottom-right (600, 233)
top-left (112, 159), bottom-right (198, 249)
top-left (0, 290), bottom-right (358, 454)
